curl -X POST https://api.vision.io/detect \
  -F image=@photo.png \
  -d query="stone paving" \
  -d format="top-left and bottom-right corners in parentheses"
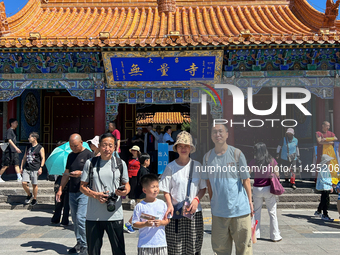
top-left (1, 208), bottom-right (340, 254)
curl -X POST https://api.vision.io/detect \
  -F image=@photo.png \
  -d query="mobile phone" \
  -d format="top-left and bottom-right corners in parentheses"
top-left (117, 185), bottom-right (125, 191)
top-left (182, 200), bottom-right (195, 220)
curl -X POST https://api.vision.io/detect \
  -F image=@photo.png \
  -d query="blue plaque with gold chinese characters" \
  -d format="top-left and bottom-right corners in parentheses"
top-left (102, 51), bottom-right (223, 88)
top-left (110, 56), bottom-right (215, 82)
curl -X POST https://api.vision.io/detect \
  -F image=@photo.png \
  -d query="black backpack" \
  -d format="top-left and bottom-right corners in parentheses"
top-left (88, 156), bottom-right (123, 190)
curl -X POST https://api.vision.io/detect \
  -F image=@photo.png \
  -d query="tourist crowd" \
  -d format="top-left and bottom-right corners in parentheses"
top-left (0, 119), bottom-right (338, 255)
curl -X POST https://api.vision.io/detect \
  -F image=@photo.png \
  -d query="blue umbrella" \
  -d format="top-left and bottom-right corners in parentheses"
top-left (45, 142), bottom-right (91, 176)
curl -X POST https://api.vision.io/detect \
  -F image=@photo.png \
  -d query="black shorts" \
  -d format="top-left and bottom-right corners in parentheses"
top-left (2, 151), bottom-right (20, 166)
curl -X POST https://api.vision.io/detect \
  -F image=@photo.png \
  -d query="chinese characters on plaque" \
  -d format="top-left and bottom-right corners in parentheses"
top-left (110, 56), bottom-right (216, 82)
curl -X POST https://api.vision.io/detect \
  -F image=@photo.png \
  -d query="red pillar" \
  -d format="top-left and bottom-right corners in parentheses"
top-left (7, 98), bottom-right (17, 126)
top-left (316, 96), bottom-right (325, 130)
top-left (223, 90), bottom-right (235, 146)
top-left (94, 90), bottom-right (106, 135)
top-left (334, 88), bottom-right (340, 136)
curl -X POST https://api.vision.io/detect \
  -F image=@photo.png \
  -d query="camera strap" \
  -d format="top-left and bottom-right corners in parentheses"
top-left (94, 156), bottom-right (123, 192)
top-left (185, 160), bottom-right (194, 200)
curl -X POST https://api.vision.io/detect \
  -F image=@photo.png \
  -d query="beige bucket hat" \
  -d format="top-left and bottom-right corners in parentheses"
top-left (173, 131), bottom-right (196, 153)
top-left (129, 145), bottom-right (140, 153)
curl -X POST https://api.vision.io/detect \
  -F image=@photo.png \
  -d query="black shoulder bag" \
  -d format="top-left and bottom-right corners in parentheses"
top-left (173, 160), bottom-right (195, 220)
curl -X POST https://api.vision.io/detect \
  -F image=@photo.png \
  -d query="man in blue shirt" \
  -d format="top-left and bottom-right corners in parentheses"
top-left (201, 124), bottom-right (253, 255)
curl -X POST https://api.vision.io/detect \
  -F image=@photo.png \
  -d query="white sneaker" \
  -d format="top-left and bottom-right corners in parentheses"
top-left (0, 177), bottom-right (5, 183)
top-left (17, 176), bottom-right (22, 182)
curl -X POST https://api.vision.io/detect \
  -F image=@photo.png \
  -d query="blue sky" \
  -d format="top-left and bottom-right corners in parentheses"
top-left (1, 0), bottom-right (336, 18)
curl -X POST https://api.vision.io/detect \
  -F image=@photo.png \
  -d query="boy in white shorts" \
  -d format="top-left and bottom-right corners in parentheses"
top-left (21, 132), bottom-right (45, 206)
top-left (132, 174), bottom-right (170, 255)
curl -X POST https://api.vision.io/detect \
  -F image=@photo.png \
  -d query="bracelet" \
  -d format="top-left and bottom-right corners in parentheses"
top-left (194, 197), bottom-right (200, 203)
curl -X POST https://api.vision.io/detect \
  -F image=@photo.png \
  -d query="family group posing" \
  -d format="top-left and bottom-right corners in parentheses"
top-left (4, 119), bottom-right (337, 255)
top-left (46, 124), bottom-right (256, 255)
top-left (22, 122), bottom-right (287, 255)
top-left (54, 122), bottom-right (278, 255)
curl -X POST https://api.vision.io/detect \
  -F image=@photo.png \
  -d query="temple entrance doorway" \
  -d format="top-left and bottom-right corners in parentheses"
top-left (42, 90), bottom-right (95, 153)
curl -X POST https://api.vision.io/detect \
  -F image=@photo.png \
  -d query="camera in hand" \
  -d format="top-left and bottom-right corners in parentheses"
top-left (106, 192), bottom-right (119, 212)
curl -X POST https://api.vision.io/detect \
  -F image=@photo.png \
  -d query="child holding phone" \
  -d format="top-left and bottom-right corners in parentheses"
top-left (132, 174), bottom-right (170, 255)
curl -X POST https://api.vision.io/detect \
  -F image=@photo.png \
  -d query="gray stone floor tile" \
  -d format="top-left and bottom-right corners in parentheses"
top-left (0, 209), bottom-right (340, 254)
top-left (0, 229), bottom-right (27, 238)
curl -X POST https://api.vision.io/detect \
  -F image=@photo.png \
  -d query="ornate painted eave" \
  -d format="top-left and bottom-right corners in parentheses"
top-left (1, 0), bottom-right (339, 49)
top-left (0, 72), bottom-right (106, 101)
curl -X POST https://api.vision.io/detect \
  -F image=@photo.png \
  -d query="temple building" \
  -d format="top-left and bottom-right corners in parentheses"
top-left (0, 0), bottom-right (339, 166)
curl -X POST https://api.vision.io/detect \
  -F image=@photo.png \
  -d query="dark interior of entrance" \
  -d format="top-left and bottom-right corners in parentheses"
top-left (42, 90), bottom-right (95, 153)
top-left (115, 103), bottom-right (191, 163)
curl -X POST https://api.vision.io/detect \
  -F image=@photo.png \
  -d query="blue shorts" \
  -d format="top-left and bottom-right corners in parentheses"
top-left (338, 194), bottom-right (340, 200)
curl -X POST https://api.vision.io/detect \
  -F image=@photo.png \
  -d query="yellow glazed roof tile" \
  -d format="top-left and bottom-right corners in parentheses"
top-left (0, 0), bottom-right (339, 48)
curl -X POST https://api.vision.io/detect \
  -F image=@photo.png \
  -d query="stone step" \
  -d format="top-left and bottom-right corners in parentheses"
top-left (275, 202), bottom-right (337, 210)
top-left (0, 198), bottom-right (338, 211)
top-left (0, 200), bottom-right (135, 211)
top-left (0, 180), bottom-right (336, 210)
top-left (277, 193), bottom-right (338, 203)
top-left (198, 202), bottom-right (338, 210)
top-left (0, 195), bottom-right (55, 204)
top-left (0, 202), bottom-right (55, 210)
top-left (0, 180), bottom-right (55, 188)
top-left (3, 193), bottom-right (327, 204)
top-left (280, 187), bottom-right (317, 194)
top-left (0, 180), bottom-right (318, 191)
top-left (1, 201), bottom-right (336, 211)
top-left (0, 187), bottom-right (54, 196)
top-left (0, 187), bottom-right (322, 197)
top-left (2, 202), bottom-right (336, 212)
